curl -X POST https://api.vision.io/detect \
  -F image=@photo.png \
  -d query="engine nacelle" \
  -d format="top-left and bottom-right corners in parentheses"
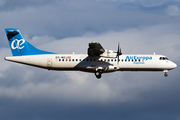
top-left (100, 49), bottom-right (117, 58)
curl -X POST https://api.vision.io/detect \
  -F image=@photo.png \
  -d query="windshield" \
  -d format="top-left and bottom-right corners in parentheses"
top-left (159, 57), bottom-right (169, 60)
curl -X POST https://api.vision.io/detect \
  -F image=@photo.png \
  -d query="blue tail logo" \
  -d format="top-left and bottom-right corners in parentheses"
top-left (11, 39), bottom-right (25, 50)
top-left (5, 28), bottom-right (57, 56)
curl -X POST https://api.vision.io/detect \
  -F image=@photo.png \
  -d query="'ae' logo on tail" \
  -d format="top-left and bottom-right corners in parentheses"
top-left (11, 39), bottom-right (25, 50)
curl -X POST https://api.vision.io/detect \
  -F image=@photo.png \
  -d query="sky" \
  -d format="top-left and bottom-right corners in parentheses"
top-left (0, 0), bottom-right (180, 120)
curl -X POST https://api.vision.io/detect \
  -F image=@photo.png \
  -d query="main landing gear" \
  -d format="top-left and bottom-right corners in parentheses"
top-left (163, 70), bottom-right (168, 77)
top-left (95, 69), bottom-right (103, 79)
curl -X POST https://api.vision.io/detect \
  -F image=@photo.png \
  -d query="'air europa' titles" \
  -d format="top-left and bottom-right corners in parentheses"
top-left (126, 56), bottom-right (152, 60)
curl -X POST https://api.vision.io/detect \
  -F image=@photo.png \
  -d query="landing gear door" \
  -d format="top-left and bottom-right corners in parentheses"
top-left (47, 58), bottom-right (52, 67)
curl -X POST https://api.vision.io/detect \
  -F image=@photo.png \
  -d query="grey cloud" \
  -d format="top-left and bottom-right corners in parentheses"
top-left (36, 24), bottom-right (180, 59)
top-left (96, 0), bottom-right (179, 8)
top-left (166, 5), bottom-right (180, 16)
top-left (1, 0), bottom-right (180, 48)
top-left (1, 96), bottom-right (179, 120)
top-left (138, 0), bottom-right (169, 7)
top-left (0, 0), bottom-right (58, 11)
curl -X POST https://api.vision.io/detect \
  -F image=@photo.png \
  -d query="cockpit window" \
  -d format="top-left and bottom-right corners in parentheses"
top-left (159, 57), bottom-right (169, 60)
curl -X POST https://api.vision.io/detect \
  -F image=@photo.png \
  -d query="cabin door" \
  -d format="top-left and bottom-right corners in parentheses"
top-left (47, 58), bottom-right (52, 67)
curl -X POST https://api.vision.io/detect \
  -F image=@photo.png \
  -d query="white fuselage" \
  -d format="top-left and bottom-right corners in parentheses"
top-left (5, 54), bottom-right (177, 73)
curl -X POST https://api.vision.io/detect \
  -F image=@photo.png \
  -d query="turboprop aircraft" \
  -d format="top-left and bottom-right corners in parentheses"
top-left (4, 28), bottom-right (177, 79)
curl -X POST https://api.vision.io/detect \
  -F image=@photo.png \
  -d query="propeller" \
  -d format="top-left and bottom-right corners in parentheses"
top-left (116, 43), bottom-right (122, 64)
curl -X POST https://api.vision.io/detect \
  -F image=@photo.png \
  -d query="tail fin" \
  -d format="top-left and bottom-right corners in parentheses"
top-left (5, 28), bottom-right (56, 56)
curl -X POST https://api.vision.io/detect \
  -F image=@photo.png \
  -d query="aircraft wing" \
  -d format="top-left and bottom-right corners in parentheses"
top-left (88, 42), bottom-right (105, 56)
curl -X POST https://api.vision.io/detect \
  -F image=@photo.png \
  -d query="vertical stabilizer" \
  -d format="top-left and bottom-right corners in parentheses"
top-left (5, 28), bottom-right (56, 56)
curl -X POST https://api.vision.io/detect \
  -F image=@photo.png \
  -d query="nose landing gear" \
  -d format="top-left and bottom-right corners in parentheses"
top-left (163, 70), bottom-right (168, 77)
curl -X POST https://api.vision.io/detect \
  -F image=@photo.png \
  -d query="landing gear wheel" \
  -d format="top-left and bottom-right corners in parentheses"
top-left (95, 70), bottom-right (102, 79)
top-left (164, 73), bottom-right (168, 77)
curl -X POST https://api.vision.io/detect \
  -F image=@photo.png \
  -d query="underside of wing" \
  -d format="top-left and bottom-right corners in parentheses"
top-left (88, 42), bottom-right (105, 56)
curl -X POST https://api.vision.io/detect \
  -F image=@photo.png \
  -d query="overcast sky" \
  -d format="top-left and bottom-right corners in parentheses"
top-left (0, 0), bottom-right (180, 120)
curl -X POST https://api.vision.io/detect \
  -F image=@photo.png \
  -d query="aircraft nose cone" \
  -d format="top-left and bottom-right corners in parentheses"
top-left (172, 62), bottom-right (177, 68)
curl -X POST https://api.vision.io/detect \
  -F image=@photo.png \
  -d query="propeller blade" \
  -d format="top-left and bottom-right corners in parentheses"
top-left (117, 43), bottom-right (122, 65)
top-left (118, 43), bottom-right (120, 53)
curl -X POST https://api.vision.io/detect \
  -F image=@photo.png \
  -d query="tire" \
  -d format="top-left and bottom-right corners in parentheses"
top-left (164, 73), bottom-right (168, 77)
top-left (95, 71), bottom-right (102, 79)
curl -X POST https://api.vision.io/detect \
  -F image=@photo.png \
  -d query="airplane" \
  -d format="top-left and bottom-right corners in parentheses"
top-left (4, 28), bottom-right (177, 79)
